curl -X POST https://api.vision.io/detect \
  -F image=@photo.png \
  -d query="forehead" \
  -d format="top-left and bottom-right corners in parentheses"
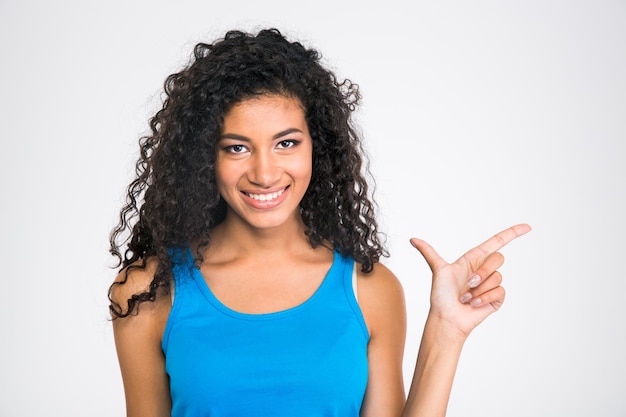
top-left (226, 95), bottom-right (303, 119)
top-left (222, 95), bottom-right (307, 133)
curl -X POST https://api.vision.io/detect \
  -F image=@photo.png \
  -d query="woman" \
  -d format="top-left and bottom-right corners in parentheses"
top-left (109, 28), bottom-right (530, 416)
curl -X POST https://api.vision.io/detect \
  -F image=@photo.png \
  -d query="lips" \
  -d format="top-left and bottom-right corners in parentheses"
top-left (242, 186), bottom-right (289, 208)
top-left (244, 188), bottom-right (286, 201)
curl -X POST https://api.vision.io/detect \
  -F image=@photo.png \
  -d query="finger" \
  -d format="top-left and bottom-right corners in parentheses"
top-left (410, 238), bottom-right (447, 273)
top-left (460, 271), bottom-right (503, 304)
top-left (467, 252), bottom-right (504, 289)
top-left (466, 285), bottom-right (506, 311)
top-left (458, 223), bottom-right (531, 268)
top-left (476, 223), bottom-right (531, 256)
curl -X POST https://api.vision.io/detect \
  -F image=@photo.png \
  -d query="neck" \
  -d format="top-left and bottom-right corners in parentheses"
top-left (207, 211), bottom-right (314, 259)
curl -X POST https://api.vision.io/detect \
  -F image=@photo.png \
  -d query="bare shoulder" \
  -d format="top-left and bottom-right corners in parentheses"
top-left (110, 257), bottom-right (171, 359)
top-left (356, 261), bottom-right (406, 337)
top-left (357, 261), bottom-right (405, 305)
top-left (110, 256), bottom-right (172, 416)
top-left (356, 261), bottom-right (408, 415)
top-left (109, 256), bottom-right (166, 315)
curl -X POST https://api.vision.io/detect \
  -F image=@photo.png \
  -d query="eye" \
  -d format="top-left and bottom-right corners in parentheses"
top-left (277, 139), bottom-right (299, 149)
top-left (224, 144), bottom-right (248, 154)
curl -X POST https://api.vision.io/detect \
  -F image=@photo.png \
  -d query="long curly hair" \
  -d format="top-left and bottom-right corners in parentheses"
top-left (109, 28), bottom-right (388, 318)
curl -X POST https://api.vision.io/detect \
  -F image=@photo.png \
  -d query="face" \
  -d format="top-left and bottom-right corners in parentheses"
top-left (216, 95), bottom-right (313, 232)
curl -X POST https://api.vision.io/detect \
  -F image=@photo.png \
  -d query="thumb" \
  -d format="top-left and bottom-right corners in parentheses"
top-left (410, 238), bottom-right (446, 274)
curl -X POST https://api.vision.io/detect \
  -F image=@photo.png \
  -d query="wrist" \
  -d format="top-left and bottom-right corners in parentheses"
top-left (423, 311), bottom-right (468, 347)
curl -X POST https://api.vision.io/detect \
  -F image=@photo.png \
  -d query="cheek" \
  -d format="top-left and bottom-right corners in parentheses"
top-left (214, 161), bottom-right (235, 193)
top-left (304, 159), bottom-right (313, 180)
top-left (292, 157), bottom-right (312, 184)
top-left (299, 144), bottom-right (313, 180)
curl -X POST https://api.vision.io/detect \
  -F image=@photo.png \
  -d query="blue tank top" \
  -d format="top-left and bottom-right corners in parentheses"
top-left (162, 248), bottom-right (370, 417)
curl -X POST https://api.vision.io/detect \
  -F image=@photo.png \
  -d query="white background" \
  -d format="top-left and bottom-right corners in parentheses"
top-left (1, 1), bottom-right (625, 416)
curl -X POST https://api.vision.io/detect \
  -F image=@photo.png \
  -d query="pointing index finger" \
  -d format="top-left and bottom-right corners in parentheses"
top-left (474, 223), bottom-right (532, 257)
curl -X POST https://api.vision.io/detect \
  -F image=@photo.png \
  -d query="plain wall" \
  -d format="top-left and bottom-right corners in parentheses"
top-left (1, 1), bottom-right (624, 415)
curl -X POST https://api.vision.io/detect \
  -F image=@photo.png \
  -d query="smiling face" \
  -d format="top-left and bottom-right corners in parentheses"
top-left (216, 94), bottom-right (313, 233)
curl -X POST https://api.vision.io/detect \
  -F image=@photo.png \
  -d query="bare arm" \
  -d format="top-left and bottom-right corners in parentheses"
top-left (402, 223), bottom-right (532, 417)
top-left (358, 263), bottom-right (408, 417)
top-left (111, 260), bottom-right (172, 417)
top-left (359, 224), bottom-right (531, 416)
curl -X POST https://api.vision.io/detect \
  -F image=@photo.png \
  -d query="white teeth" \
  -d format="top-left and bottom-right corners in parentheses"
top-left (246, 189), bottom-right (284, 201)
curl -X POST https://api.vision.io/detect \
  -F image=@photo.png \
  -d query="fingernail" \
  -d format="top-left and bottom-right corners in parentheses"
top-left (460, 292), bottom-right (472, 303)
top-left (468, 275), bottom-right (481, 288)
top-left (470, 297), bottom-right (482, 307)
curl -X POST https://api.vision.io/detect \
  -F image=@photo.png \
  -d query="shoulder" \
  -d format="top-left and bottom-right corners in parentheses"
top-left (109, 256), bottom-right (171, 322)
top-left (356, 261), bottom-right (405, 306)
top-left (110, 257), bottom-right (161, 313)
top-left (110, 257), bottom-right (172, 415)
top-left (355, 261), bottom-right (406, 338)
top-left (110, 256), bottom-right (171, 360)
top-left (355, 261), bottom-right (408, 414)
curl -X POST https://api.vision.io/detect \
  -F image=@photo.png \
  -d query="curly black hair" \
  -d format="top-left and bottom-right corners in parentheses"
top-left (109, 28), bottom-right (388, 318)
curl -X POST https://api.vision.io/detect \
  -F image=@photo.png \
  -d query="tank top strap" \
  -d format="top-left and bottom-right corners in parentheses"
top-left (332, 252), bottom-right (368, 340)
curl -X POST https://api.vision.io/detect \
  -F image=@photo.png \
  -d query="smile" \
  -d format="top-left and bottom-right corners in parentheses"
top-left (244, 188), bottom-right (286, 202)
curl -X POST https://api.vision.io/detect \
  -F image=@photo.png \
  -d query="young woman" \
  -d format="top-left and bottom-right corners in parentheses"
top-left (109, 28), bottom-right (530, 417)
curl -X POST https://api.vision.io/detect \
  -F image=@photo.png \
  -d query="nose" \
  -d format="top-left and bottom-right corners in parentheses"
top-left (247, 150), bottom-right (281, 187)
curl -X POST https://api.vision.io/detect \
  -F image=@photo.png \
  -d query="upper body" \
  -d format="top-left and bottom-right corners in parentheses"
top-left (109, 28), bottom-right (530, 417)
top-left (113, 225), bottom-right (407, 417)
top-left (163, 247), bottom-right (368, 416)
top-left (112, 82), bottom-right (408, 417)
top-left (113, 237), bottom-right (407, 417)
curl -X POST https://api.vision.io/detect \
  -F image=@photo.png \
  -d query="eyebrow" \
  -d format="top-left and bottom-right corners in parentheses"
top-left (220, 128), bottom-right (303, 141)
